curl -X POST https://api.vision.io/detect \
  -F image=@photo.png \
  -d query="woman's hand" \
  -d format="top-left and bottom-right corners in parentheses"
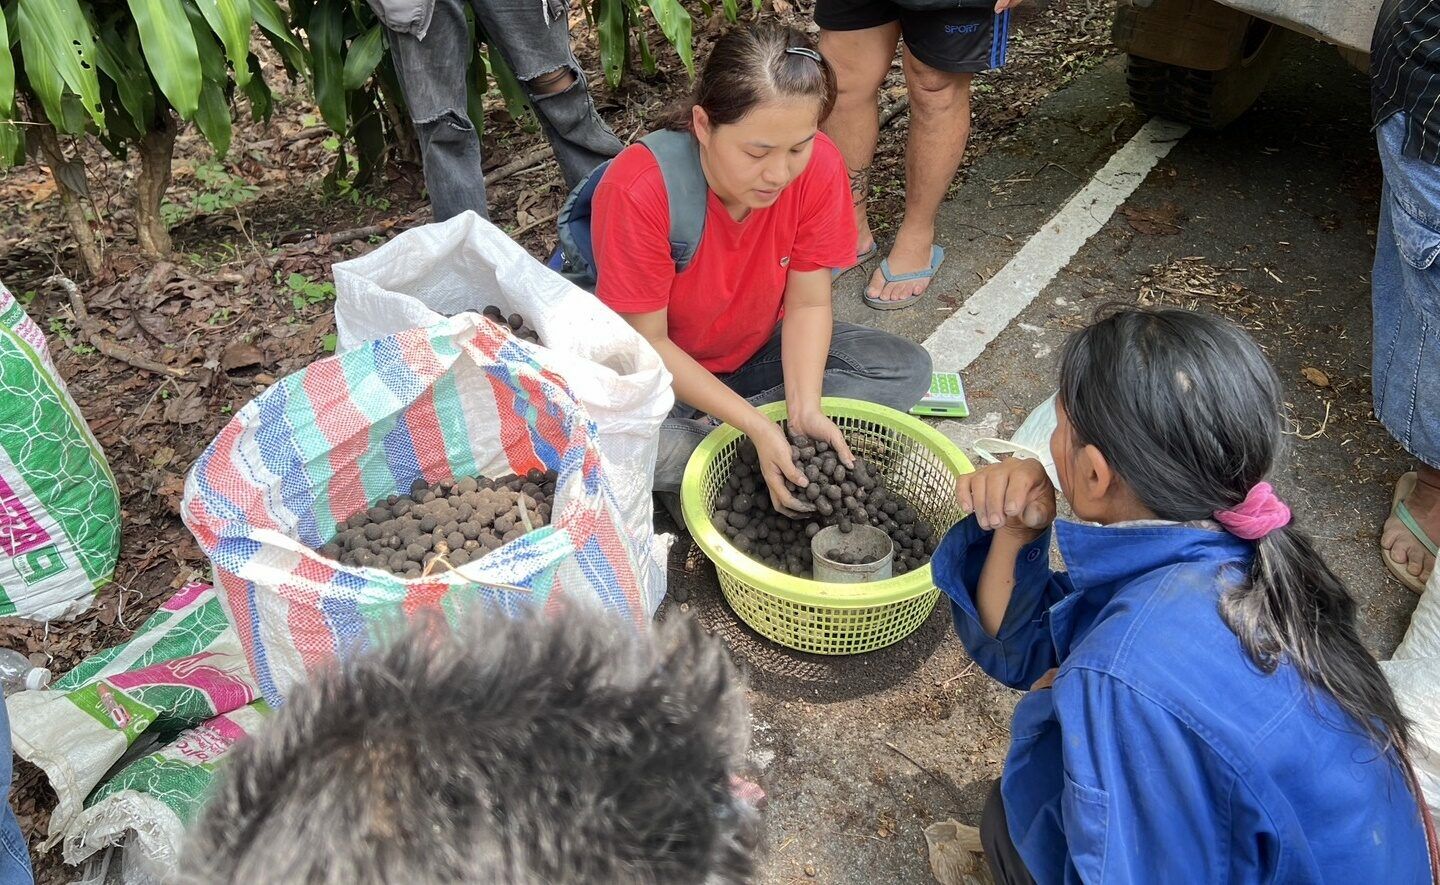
top-left (751, 421), bottom-right (813, 517)
top-left (786, 407), bottom-right (855, 469)
top-left (994, 0), bottom-right (1023, 11)
top-left (957, 458), bottom-right (1056, 537)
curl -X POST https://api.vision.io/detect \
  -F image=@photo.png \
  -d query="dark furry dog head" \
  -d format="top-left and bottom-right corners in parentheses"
top-left (178, 609), bottom-right (758, 884)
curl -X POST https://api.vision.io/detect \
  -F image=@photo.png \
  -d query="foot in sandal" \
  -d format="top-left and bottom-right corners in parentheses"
top-left (865, 229), bottom-right (944, 310)
top-left (1383, 465), bottom-right (1440, 592)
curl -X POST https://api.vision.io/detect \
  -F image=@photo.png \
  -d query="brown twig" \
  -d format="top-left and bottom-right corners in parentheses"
top-left (49, 275), bottom-right (189, 379)
top-left (885, 741), bottom-right (952, 791)
top-left (511, 208), bottom-right (561, 239)
top-left (879, 95), bottom-right (910, 129)
top-left (484, 145), bottom-right (554, 186)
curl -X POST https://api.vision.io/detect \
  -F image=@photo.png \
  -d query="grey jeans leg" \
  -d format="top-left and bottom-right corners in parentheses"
top-left (387, 0), bottom-right (622, 220)
top-left (387, 0), bottom-right (489, 221)
top-left (652, 323), bottom-right (933, 493)
top-left (470, 0), bottom-right (623, 191)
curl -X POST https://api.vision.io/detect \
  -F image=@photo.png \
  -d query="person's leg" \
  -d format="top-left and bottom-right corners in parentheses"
top-left (866, 51), bottom-right (972, 304)
top-left (1373, 112), bottom-right (1440, 587)
top-left (654, 408), bottom-right (722, 496)
top-left (471, 0), bottom-right (622, 191)
top-left (724, 323), bottom-right (932, 412)
top-left (386, 0), bottom-right (489, 221)
top-left (0, 699), bottom-right (32, 885)
top-left (817, 21), bottom-right (903, 261)
top-left (980, 781), bottom-right (1036, 885)
top-left (867, 7), bottom-right (1007, 304)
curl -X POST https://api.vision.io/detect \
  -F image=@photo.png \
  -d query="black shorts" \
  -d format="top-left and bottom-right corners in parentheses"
top-left (815, 0), bottom-right (1011, 74)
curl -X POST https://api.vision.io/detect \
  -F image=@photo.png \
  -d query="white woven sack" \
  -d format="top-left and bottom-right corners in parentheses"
top-left (1383, 566), bottom-right (1440, 821)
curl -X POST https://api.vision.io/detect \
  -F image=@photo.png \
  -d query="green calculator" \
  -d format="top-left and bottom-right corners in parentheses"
top-left (909, 372), bottom-right (969, 418)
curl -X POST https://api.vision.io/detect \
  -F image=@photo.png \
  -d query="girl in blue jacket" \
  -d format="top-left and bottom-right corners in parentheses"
top-left (935, 307), bottom-right (1436, 883)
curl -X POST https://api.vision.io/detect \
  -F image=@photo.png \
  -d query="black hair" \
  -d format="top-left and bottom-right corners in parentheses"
top-left (1058, 306), bottom-right (1409, 759)
top-left (177, 609), bottom-right (760, 884)
top-left (659, 22), bottom-right (837, 131)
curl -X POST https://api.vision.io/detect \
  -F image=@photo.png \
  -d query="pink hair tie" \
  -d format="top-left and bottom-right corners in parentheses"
top-left (1213, 482), bottom-right (1291, 540)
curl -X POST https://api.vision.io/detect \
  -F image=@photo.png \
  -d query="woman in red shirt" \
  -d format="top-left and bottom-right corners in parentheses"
top-left (593, 23), bottom-right (932, 514)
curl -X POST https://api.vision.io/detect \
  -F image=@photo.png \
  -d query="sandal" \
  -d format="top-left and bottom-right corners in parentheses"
top-left (1385, 471), bottom-right (1438, 594)
top-left (832, 243), bottom-right (878, 279)
top-left (863, 244), bottom-right (945, 311)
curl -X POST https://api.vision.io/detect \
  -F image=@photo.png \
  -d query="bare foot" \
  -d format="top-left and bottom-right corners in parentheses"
top-left (1384, 465), bottom-right (1440, 585)
top-left (867, 224), bottom-right (938, 304)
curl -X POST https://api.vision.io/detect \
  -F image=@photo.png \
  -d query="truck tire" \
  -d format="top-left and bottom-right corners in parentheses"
top-left (1118, 6), bottom-right (1290, 129)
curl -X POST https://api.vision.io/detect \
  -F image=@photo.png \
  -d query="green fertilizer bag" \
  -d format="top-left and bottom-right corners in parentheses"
top-left (0, 280), bottom-right (120, 619)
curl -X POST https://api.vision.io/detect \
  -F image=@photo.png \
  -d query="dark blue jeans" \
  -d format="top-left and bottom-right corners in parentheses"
top-left (652, 323), bottom-right (933, 492)
top-left (0, 701), bottom-right (33, 884)
top-left (386, 0), bottom-right (623, 221)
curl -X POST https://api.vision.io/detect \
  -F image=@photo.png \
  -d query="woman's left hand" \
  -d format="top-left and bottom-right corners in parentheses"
top-left (786, 406), bottom-right (855, 468)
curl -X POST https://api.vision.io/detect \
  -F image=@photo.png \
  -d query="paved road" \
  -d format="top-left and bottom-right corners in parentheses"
top-left (665, 35), bottom-right (1419, 885)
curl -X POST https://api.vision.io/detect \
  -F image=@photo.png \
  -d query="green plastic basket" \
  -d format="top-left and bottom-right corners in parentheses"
top-left (681, 398), bottom-right (974, 655)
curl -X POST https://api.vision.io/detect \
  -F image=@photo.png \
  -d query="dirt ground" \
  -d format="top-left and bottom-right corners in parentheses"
top-left (0, 0), bottom-right (1152, 880)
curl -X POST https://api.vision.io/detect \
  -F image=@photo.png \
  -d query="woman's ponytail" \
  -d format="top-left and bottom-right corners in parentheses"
top-left (1221, 524), bottom-right (1409, 757)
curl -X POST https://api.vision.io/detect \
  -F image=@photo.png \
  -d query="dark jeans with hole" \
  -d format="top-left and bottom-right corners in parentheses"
top-left (982, 781), bottom-right (1036, 885)
top-left (386, 0), bottom-right (622, 221)
top-left (652, 323), bottom-right (933, 494)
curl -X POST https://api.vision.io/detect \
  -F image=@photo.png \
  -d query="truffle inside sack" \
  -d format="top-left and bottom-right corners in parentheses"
top-left (318, 470), bottom-right (559, 578)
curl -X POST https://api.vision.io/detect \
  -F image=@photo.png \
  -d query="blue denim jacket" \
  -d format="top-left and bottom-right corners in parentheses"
top-left (935, 516), bottom-right (1429, 883)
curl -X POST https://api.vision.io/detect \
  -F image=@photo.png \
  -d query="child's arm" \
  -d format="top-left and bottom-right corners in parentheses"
top-left (960, 457), bottom-right (1055, 636)
top-left (933, 459), bottom-right (1063, 689)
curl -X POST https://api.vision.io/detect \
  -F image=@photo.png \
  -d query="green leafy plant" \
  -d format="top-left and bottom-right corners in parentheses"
top-left (284, 271), bottom-right (335, 311)
top-left (161, 160), bottom-right (260, 226)
top-left (0, 0), bottom-right (305, 274)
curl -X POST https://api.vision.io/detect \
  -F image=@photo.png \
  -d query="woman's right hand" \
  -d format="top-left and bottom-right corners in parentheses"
top-left (751, 420), bottom-right (813, 517)
top-left (957, 458), bottom-right (1056, 536)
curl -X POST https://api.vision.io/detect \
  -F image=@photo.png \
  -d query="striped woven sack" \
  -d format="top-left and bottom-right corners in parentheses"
top-left (181, 314), bottom-right (645, 705)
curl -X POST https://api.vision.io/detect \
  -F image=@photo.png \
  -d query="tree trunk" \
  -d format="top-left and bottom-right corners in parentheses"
top-left (33, 122), bottom-right (104, 278)
top-left (134, 112), bottom-right (178, 259)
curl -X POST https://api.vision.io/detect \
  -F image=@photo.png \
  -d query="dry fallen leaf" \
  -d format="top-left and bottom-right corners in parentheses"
top-left (221, 341), bottom-right (265, 372)
top-left (1302, 366), bottom-right (1331, 388)
top-left (925, 820), bottom-right (993, 885)
top-left (163, 395), bottom-right (207, 425)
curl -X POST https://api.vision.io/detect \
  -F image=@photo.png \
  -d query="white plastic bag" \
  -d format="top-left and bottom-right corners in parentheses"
top-left (1382, 566), bottom-right (1440, 820)
top-left (332, 213), bottom-right (674, 614)
top-left (972, 393), bottom-right (1059, 489)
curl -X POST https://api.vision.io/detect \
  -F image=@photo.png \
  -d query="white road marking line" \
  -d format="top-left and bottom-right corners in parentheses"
top-left (923, 117), bottom-right (1191, 372)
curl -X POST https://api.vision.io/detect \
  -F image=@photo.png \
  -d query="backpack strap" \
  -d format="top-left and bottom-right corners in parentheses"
top-left (638, 129), bottom-right (707, 273)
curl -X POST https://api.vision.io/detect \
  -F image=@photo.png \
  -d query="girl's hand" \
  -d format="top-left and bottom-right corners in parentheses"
top-left (751, 421), bottom-right (813, 517)
top-left (786, 407), bottom-right (856, 469)
top-left (994, 0), bottom-right (1023, 11)
top-left (957, 458), bottom-right (1056, 536)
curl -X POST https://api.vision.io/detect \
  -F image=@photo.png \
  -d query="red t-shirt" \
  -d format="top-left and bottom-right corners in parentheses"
top-left (591, 132), bottom-right (856, 374)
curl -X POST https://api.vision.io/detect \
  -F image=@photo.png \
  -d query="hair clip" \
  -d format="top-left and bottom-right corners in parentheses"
top-left (784, 46), bottom-right (822, 63)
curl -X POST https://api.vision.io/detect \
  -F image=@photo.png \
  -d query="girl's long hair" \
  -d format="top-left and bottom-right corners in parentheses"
top-left (1058, 307), bottom-right (1409, 759)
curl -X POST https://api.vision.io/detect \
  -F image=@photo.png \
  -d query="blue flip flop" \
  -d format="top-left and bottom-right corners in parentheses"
top-left (832, 243), bottom-right (879, 279)
top-left (863, 244), bottom-right (945, 311)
